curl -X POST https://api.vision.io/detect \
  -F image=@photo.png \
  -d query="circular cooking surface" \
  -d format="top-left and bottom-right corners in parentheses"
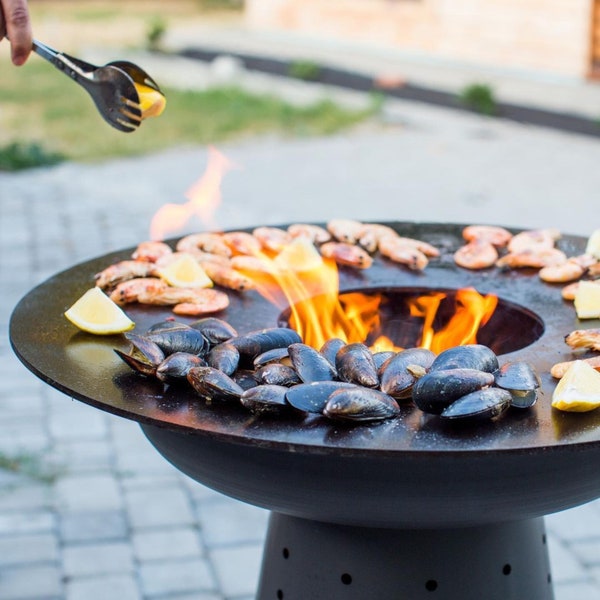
top-left (10, 222), bottom-right (600, 456)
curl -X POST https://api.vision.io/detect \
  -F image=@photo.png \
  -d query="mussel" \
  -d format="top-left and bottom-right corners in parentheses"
top-left (440, 388), bottom-right (512, 422)
top-left (146, 325), bottom-right (208, 356)
top-left (323, 387), bottom-right (400, 422)
top-left (320, 338), bottom-right (346, 367)
top-left (207, 343), bottom-right (240, 376)
top-left (115, 334), bottom-right (165, 376)
top-left (254, 363), bottom-right (301, 387)
top-left (190, 317), bottom-right (238, 345)
top-left (379, 348), bottom-right (436, 399)
top-left (412, 368), bottom-right (495, 414)
top-left (335, 343), bottom-right (379, 388)
top-left (230, 327), bottom-right (302, 359)
top-left (240, 384), bottom-right (292, 416)
top-left (494, 361), bottom-right (540, 408)
top-left (253, 347), bottom-right (291, 368)
top-left (156, 352), bottom-right (207, 383)
top-left (429, 344), bottom-right (499, 374)
top-left (285, 381), bottom-right (356, 413)
top-left (288, 343), bottom-right (337, 383)
top-left (187, 366), bottom-right (243, 402)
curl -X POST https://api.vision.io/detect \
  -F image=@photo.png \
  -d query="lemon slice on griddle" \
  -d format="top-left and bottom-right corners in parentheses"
top-left (64, 287), bottom-right (135, 335)
top-left (552, 360), bottom-right (600, 412)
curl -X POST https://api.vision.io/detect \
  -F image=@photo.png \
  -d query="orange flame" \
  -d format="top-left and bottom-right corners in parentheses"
top-left (149, 147), bottom-right (235, 240)
top-left (235, 238), bottom-right (498, 352)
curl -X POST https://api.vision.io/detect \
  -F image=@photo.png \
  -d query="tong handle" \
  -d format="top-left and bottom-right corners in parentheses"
top-left (31, 39), bottom-right (95, 85)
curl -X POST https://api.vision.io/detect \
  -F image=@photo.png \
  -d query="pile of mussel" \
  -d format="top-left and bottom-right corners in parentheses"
top-left (115, 318), bottom-right (541, 424)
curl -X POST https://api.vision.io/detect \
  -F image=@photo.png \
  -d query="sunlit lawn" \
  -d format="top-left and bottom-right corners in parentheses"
top-left (0, 1), bottom-right (376, 168)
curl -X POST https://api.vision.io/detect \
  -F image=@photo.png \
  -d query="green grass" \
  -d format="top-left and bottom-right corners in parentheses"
top-left (0, 58), bottom-right (375, 164)
top-left (458, 83), bottom-right (498, 116)
top-left (0, 452), bottom-right (58, 484)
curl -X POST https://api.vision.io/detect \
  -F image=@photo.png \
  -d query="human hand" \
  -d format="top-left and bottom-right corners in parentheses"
top-left (0, 0), bottom-right (32, 65)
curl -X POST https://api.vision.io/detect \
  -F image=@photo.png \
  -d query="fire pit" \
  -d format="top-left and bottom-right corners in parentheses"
top-left (10, 221), bottom-right (600, 599)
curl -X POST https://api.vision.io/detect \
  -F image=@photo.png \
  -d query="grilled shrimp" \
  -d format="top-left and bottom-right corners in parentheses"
top-left (222, 231), bottom-right (262, 256)
top-left (358, 224), bottom-right (398, 253)
top-left (565, 328), bottom-right (600, 352)
top-left (109, 277), bottom-right (168, 305)
top-left (202, 262), bottom-right (256, 291)
top-left (561, 282), bottom-right (580, 301)
top-left (507, 228), bottom-right (560, 253)
top-left (137, 286), bottom-right (229, 315)
top-left (378, 237), bottom-right (429, 270)
top-left (539, 261), bottom-right (585, 283)
top-left (172, 290), bottom-right (230, 316)
top-left (453, 240), bottom-right (498, 270)
top-left (319, 242), bottom-right (373, 269)
top-left (95, 260), bottom-right (157, 289)
top-left (394, 236), bottom-right (440, 258)
top-left (327, 219), bottom-right (364, 244)
top-left (176, 233), bottom-right (231, 258)
top-left (131, 241), bottom-right (173, 263)
top-left (287, 223), bottom-right (331, 244)
top-left (551, 355), bottom-right (600, 378)
top-left (496, 248), bottom-right (567, 269)
top-left (253, 226), bottom-right (291, 254)
top-left (462, 225), bottom-right (512, 247)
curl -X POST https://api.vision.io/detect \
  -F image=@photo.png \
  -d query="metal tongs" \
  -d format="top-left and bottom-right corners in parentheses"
top-left (31, 39), bottom-right (163, 133)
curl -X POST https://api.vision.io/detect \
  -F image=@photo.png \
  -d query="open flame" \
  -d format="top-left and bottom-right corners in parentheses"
top-left (147, 148), bottom-right (497, 351)
top-left (149, 146), bottom-right (234, 241)
top-left (234, 239), bottom-right (498, 352)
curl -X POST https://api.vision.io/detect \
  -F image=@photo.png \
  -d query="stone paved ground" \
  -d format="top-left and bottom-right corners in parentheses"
top-left (2, 96), bottom-right (600, 599)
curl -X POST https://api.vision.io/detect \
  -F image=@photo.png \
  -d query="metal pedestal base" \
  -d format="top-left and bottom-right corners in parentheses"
top-left (258, 513), bottom-right (554, 600)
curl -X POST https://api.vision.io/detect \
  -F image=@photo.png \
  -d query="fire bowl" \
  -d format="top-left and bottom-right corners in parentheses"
top-left (9, 221), bottom-right (600, 599)
top-left (9, 221), bottom-right (600, 526)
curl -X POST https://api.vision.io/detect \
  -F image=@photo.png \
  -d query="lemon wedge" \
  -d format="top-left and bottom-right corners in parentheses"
top-left (157, 253), bottom-right (213, 288)
top-left (274, 237), bottom-right (323, 272)
top-left (574, 280), bottom-right (600, 319)
top-left (64, 287), bottom-right (135, 335)
top-left (134, 82), bottom-right (166, 119)
top-left (585, 229), bottom-right (600, 259)
top-left (552, 359), bottom-right (600, 412)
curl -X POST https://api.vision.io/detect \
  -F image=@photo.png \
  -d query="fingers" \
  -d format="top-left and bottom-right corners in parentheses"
top-left (2, 0), bottom-right (32, 65)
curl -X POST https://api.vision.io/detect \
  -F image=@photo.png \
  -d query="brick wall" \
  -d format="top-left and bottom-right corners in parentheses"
top-left (245, 0), bottom-right (592, 79)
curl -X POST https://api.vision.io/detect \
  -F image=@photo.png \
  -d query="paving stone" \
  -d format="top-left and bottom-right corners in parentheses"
top-left (547, 504), bottom-right (600, 542)
top-left (0, 564), bottom-right (62, 599)
top-left (554, 580), bottom-right (600, 600)
top-left (54, 473), bottom-right (122, 512)
top-left (132, 526), bottom-right (203, 561)
top-left (125, 486), bottom-right (195, 529)
top-left (548, 534), bottom-right (589, 583)
top-left (63, 541), bottom-right (135, 578)
top-left (0, 483), bottom-right (51, 511)
top-left (59, 510), bottom-right (129, 543)
top-left (196, 498), bottom-right (269, 547)
top-left (65, 573), bottom-right (141, 600)
top-left (0, 532), bottom-right (59, 567)
top-left (47, 395), bottom-right (108, 441)
top-left (48, 439), bottom-right (113, 474)
top-left (568, 538), bottom-right (600, 567)
top-left (210, 544), bottom-right (263, 598)
top-left (121, 472), bottom-right (182, 492)
top-left (0, 510), bottom-right (56, 535)
top-left (138, 557), bottom-right (216, 596)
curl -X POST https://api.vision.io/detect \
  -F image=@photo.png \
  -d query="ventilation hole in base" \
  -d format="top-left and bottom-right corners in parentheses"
top-left (277, 589), bottom-right (284, 599)
top-left (503, 564), bottom-right (512, 575)
top-left (547, 574), bottom-right (552, 584)
top-left (542, 534), bottom-right (547, 545)
top-left (425, 579), bottom-right (438, 592)
top-left (282, 548), bottom-right (290, 559)
top-left (341, 573), bottom-right (352, 585)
